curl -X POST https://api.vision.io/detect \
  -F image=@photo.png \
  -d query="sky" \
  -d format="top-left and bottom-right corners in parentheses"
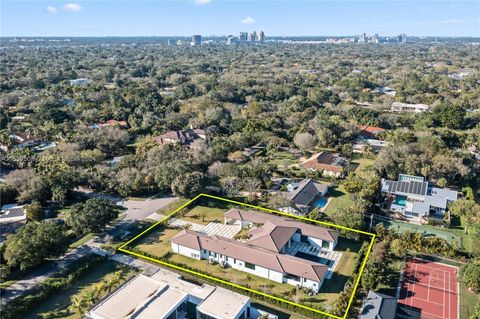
top-left (1, 1), bottom-right (479, 37)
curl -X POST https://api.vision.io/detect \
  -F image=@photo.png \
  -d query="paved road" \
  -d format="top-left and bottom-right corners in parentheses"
top-left (119, 196), bottom-right (178, 221)
top-left (1, 245), bottom-right (92, 305)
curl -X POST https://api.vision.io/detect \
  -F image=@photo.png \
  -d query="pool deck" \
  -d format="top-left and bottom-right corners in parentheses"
top-left (285, 242), bottom-right (342, 279)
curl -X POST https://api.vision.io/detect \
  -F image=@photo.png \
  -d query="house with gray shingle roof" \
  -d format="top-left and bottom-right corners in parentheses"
top-left (359, 291), bottom-right (398, 319)
top-left (381, 174), bottom-right (458, 221)
top-left (284, 178), bottom-right (328, 214)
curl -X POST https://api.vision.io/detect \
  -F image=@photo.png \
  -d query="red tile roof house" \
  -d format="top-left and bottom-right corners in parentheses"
top-left (356, 125), bottom-right (386, 139)
top-left (170, 209), bottom-right (339, 293)
top-left (300, 151), bottom-right (349, 177)
top-left (155, 129), bottom-right (206, 151)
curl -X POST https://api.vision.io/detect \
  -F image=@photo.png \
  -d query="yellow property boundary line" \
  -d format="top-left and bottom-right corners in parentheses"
top-left (118, 193), bottom-right (376, 319)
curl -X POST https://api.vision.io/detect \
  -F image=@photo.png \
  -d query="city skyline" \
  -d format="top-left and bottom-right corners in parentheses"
top-left (1, 1), bottom-right (479, 37)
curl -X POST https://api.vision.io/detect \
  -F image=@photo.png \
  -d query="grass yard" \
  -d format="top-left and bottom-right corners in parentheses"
top-left (269, 151), bottom-right (299, 168)
top-left (178, 205), bottom-right (228, 225)
top-left (156, 197), bottom-right (190, 215)
top-left (69, 233), bottom-right (95, 249)
top-left (350, 156), bottom-right (376, 178)
top-left (323, 184), bottom-right (352, 216)
top-left (460, 282), bottom-right (480, 319)
top-left (314, 238), bottom-right (363, 305)
top-left (22, 259), bottom-right (137, 319)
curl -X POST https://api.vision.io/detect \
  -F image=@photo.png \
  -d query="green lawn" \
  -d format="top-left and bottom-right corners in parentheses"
top-left (323, 184), bottom-right (352, 216)
top-left (460, 283), bottom-right (480, 319)
top-left (178, 205), bottom-right (228, 225)
top-left (69, 233), bottom-right (95, 249)
top-left (22, 260), bottom-right (137, 319)
top-left (350, 156), bottom-right (376, 178)
top-left (156, 197), bottom-right (190, 215)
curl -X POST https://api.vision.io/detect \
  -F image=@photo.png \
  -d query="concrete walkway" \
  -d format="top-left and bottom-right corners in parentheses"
top-left (168, 218), bottom-right (240, 239)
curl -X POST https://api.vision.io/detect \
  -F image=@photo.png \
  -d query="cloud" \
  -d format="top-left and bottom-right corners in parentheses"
top-left (193, 0), bottom-right (211, 5)
top-left (46, 6), bottom-right (58, 13)
top-left (241, 16), bottom-right (255, 25)
top-left (442, 19), bottom-right (464, 24)
top-left (63, 3), bottom-right (83, 12)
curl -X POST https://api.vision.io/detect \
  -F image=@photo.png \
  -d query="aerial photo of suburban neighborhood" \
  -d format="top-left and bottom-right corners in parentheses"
top-left (1, 1), bottom-right (480, 319)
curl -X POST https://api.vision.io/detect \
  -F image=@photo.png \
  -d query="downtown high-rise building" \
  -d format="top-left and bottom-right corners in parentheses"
top-left (257, 30), bottom-right (265, 43)
top-left (191, 34), bottom-right (202, 46)
top-left (371, 33), bottom-right (379, 44)
top-left (248, 31), bottom-right (257, 42)
top-left (239, 32), bottom-right (249, 42)
top-left (397, 34), bottom-right (407, 43)
top-left (358, 32), bottom-right (367, 43)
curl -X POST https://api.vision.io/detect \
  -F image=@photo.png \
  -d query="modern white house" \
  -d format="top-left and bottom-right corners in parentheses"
top-left (90, 269), bottom-right (273, 319)
top-left (391, 102), bottom-right (429, 113)
top-left (69, 78), bottom-right (89, 86)
top-left (381, 174), bottom-right (458, 220)
top-left (170, 229), bottom-right (328, 293)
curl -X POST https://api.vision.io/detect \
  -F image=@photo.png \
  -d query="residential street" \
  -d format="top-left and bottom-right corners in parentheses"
top-left (0, 196), bottom-right (176, 305)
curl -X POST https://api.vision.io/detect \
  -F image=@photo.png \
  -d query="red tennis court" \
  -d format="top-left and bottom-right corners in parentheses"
top-left (398, 257), bottom-right (459, 319)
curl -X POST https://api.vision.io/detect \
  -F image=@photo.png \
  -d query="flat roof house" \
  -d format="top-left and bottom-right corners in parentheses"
top-left (301, 152), bottom-right (348, 177)
top-left (90, 269), bottom-right (259, 319)
top-left (391, 102), bottom-right (429, 113)
top-left (284, 178), bottom-right (328, 214)
top-left (381, 174), bottom-right (458, 220)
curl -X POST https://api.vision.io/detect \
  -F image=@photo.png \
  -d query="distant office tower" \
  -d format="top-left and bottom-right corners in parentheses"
top-left (167, 39), bottom-right (174, 46)
top-left (239, 32), bottom-right (248, 42)
top-left (249, 31), bottom-right (257, 42)
top-left (358, 33), bottom-right (367, 43)
top-left (372, 33), bottom-right (379, 44)
top-left (227, 35), bottom-right (238, 45)
top-left (257, 30), bottom-right (265, 43)
top-left (191, 35), bottom-right (202, 46)
top-left (397, 34), bottom-right (407, 43)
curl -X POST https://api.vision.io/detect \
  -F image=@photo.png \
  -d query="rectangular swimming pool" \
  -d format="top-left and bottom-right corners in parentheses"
top-left (393, 195), bottom-right (407, 206)
top-left (312, 197), bottom-right (328, 209)
top-left (295, 251), bottom-right (333, 266)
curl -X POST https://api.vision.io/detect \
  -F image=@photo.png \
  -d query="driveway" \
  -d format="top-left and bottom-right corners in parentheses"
top-left (118, 196), bottom-right (178, 221)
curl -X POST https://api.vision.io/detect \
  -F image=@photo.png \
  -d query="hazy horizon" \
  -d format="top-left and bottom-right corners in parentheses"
top-left (2, 1), bottom-right (479, 38)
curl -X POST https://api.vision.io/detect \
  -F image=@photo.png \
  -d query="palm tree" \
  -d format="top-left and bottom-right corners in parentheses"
top-left (82, 289), bottom-right (97, 307)
top-left (69, 295), bottom-right (86, 316)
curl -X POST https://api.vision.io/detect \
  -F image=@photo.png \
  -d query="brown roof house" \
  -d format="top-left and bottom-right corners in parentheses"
top-left (155, 128), bottom-right (206, 151)
top-left (170, 229), bottom-right (328, 293)
top-left (301, 151), bottom-right (349, 177)
top-left (169, 208), bottom-right (341, 293)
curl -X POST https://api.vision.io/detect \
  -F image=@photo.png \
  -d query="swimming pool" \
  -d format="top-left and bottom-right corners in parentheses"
top-left (295, 251), bottom-right (333, 266)
top-left (313, 197), bottom-right (328, 209)
top-left (393, 196), bottom-right (407, 206)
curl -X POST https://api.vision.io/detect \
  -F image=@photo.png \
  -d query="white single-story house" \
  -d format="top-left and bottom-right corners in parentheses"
top-left (171, 229), bottom-right (328, 293)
